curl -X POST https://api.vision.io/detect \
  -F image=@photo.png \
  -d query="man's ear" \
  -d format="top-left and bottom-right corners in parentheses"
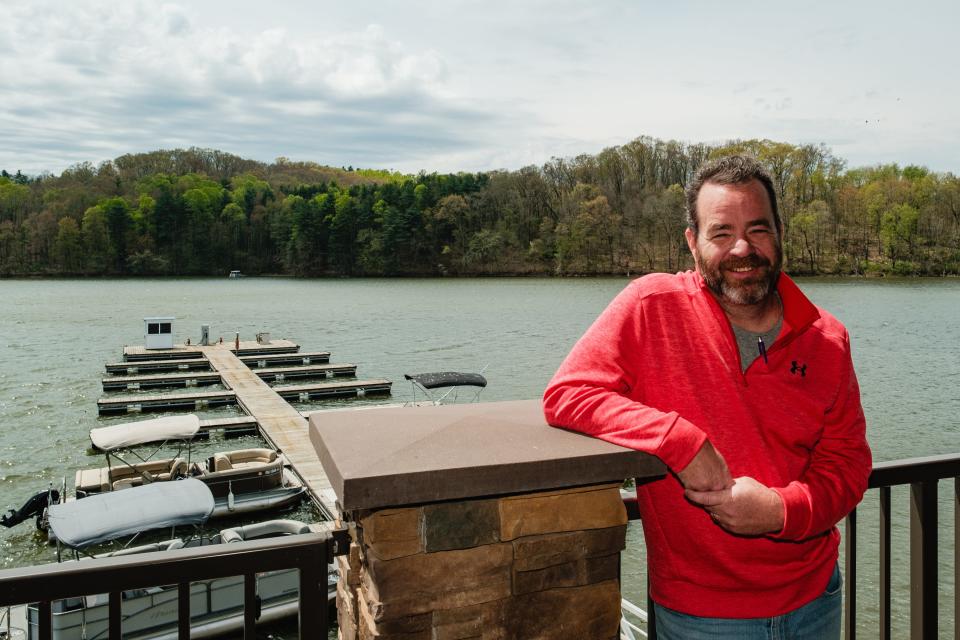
top-left (684, 227), bottom-right (697, 257)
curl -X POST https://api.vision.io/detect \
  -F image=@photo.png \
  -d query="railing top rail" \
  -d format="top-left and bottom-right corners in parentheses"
top-left (0, 531), bottom-right (333, 607)
top-left (868, 452), bottom-right (960, 488)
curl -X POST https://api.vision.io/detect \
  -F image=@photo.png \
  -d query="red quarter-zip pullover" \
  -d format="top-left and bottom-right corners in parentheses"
top-left (543, 271), bottom-right (871, 617)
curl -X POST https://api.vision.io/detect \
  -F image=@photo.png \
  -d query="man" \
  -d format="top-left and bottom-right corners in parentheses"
top-left (543, 155), bottom-right (871, 639)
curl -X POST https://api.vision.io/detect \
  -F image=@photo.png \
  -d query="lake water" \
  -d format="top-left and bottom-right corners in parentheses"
top-left (0, 276), bottom-right (957, 638)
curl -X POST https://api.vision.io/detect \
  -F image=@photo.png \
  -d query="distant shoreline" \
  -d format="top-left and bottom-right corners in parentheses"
top-left (2, 271), bottom-right (958, 281)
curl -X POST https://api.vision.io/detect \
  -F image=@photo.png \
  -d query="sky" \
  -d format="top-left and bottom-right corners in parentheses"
top-left (2, 0), bottom-right (958, 177)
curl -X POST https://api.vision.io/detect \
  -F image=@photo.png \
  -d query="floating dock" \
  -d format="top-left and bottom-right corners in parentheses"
top-left (105, 351), bottom-right (332, 374)
top-left (98, 389), bottom-right (238, 414)
top-left (122, 340), bottom-right (300, 361)
top-left (239, 351), bottom-right (331, 368)
top-left (200, 347), bottom-right (350, 516)
top-left (101, 364), bottom-right (358, 391)
top-left (198, 415), bottom-right (259, 435)
top-left (105, 357), bottom-right (211, 375)
top-left (101, 339), bottom-right (392, 517)
top-left (97, 379), bottom-right (390, 414)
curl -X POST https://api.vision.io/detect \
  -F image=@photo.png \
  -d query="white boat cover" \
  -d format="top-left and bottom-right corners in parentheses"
top-left (90, 414), bottom-right (201, 451)
top-left (48, 478), bottom-right (215, 548)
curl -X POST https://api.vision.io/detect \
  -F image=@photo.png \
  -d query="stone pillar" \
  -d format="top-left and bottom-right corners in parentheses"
top-left (309, 400), bottom-right (665, 640)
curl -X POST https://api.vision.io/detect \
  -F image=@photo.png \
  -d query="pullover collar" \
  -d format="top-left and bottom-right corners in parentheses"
top-left (691, 271), bottom-right (821, 346)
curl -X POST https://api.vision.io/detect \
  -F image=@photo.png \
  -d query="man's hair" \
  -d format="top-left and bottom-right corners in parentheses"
top-left (684, 155), bottom-right (780, 237)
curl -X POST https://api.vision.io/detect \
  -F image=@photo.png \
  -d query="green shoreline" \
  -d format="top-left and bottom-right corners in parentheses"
top-left (4, 139), bottom-right (959, 278)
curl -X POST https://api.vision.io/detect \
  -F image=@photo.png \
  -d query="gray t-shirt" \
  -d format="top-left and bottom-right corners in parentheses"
top-left (731, 312), bottom-right (782, 372)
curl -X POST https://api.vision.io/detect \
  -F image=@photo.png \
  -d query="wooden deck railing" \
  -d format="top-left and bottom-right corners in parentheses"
top-left (623, 453), bottom-right (960, 640)
top-left (0, 529), bottom-right (346, 640)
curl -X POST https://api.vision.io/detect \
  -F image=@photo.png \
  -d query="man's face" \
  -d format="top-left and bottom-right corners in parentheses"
top-left (685, 179), bottom-right (782, 307)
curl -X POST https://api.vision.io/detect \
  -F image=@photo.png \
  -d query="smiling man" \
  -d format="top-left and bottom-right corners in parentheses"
top-left (543, 155), bottom-right (871, 639)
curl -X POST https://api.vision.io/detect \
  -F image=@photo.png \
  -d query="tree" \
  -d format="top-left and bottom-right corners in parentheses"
top-left (0, 177), bottom-right (31, 224)
top-left (81, 205), bottom-right (111, 273)
top-left (327, 192), bottom-right (360, 274)
top-left (880, 203), bottom-right (920, 270)
top-left (53, 217), bottom-right (83, 272)
top-left (790, 200), bottom-right (830, 273)
top-left (465, 229), bottom-right (505, 271)
top-left (100, 197), bottom-right (133, 273)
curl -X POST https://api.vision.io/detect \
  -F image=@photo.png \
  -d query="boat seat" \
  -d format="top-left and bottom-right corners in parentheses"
top-left (166, 458), bottom-right (188, 479)
top-left (213, 449), bottom-right (277, 471)
top-left (113, 477), bottom-right (142, 491)
top-left (112, 461), bottom-right (183, 489)
top-left (212, 453), bottom-right (233, 471)
top-left (76, 467), bottom-right (111, 494)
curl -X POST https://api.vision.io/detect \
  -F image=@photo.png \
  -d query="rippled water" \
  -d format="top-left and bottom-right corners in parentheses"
top-left (1, 276), bottom-right (957, 637)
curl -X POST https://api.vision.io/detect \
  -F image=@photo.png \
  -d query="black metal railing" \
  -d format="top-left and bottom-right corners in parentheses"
top-left (0, 529), bottom-right (346, 640)
top-left (846, 452), bottom-right (960, 640)
top-left (622, 453), bottom-right (960, 640)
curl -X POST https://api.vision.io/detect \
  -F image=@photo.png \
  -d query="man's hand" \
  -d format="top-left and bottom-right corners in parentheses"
top-left (685, 477), bottom-right (785, 536)
top-left (676, 440), bottom-right (733, 492)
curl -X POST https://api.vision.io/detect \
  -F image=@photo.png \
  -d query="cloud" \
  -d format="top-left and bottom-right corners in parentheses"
top-left (0, 1), bottom-right (511, 174)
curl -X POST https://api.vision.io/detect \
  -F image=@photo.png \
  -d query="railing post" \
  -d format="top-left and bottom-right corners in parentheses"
top-left (910, 480), bottom-right (937, 640)
top-left (243, 573), bottom-right (256, 639)
top-left (298, 538), bottom-right (326, 637)
top-left (109, 590), bottom-right (123, 640)
top-left (647, 572), bottom-right (656, 639)
top-left (879, 486), bottom-right (891, 640)
top-left (178, 580), bottom-right (190, 640)
top-left (955, 478), bottom-right (958, 640)
top-left (845, 507), bottom-right (857, 640)
top-left (38, 600), bottom-right (51, 640)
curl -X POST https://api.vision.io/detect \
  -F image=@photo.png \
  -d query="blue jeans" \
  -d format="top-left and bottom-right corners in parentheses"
top-left (653, 564), bottom-right (842, 640)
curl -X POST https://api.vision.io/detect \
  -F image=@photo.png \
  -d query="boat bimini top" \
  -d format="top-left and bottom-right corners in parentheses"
top-left (403, 371), bottom-right (488, 404)
top-left (47, 478), bottom-right (215, 548)
top-left (89, 414), bottom-right (201, 452)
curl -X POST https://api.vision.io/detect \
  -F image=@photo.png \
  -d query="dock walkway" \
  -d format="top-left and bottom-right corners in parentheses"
top-left (201, 347), bottom-right (340, 517)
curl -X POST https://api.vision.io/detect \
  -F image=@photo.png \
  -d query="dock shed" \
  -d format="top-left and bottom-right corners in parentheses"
top-left (143, 316), bottom-right (175, 350)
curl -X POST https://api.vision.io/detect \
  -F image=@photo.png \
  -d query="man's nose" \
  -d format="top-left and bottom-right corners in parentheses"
top-left (729, 237), bottom-right (755, 257)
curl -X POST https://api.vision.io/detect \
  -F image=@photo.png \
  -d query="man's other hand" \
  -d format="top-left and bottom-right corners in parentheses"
top-left (676, 440), bottom-right (733, 492)
top-left (685, 476), bottom-right (785, 536)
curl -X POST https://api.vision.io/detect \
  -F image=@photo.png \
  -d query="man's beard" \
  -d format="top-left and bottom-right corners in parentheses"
top-left (696, 250), bottom-right (782, 306)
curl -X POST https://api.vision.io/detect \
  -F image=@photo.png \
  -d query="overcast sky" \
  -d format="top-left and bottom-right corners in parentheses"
top-left (2, 0), bottom-right (958, 176)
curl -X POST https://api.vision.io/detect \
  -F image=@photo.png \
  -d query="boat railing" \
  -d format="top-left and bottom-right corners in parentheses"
top-left (0, 528), bottom-right (346, 640)
top-left (622, 452), bottom-right (960, 639)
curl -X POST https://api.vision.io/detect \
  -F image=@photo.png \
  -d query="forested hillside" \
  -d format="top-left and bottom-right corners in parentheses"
top-left (2, 138), bottom-right (958, 277)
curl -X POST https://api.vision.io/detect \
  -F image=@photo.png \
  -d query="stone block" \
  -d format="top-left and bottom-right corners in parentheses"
top-left (431, 598), bottom-right (509, 640)
top-left (338, 542), bottom-right (363, 588)
top-left (362, 543), bottom-right (513, 621)
top-left (422, 498), bottom-right (500, 552)
top-left (360, 506), bottom-right (424, 560)
top-left (506, 579), bottom-right (622, 639)
top-left (337, 580), bottom-right (358, 640)
top-left (358, 587), bottom-right (431, 639)
top-left (512, 526), bottom-right (626, 572)
top-left (513, 552), bottom-right (620, 595)
top-left (499, 483), bottom-right (626, 541)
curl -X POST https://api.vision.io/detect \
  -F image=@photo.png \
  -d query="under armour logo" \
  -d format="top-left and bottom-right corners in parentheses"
top-left (790, 361), bottom-right (807, 377)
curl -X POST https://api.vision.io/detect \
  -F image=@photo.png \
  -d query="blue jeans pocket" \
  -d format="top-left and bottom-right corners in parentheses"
top-left (824, 563), bottom-right (842, 596)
